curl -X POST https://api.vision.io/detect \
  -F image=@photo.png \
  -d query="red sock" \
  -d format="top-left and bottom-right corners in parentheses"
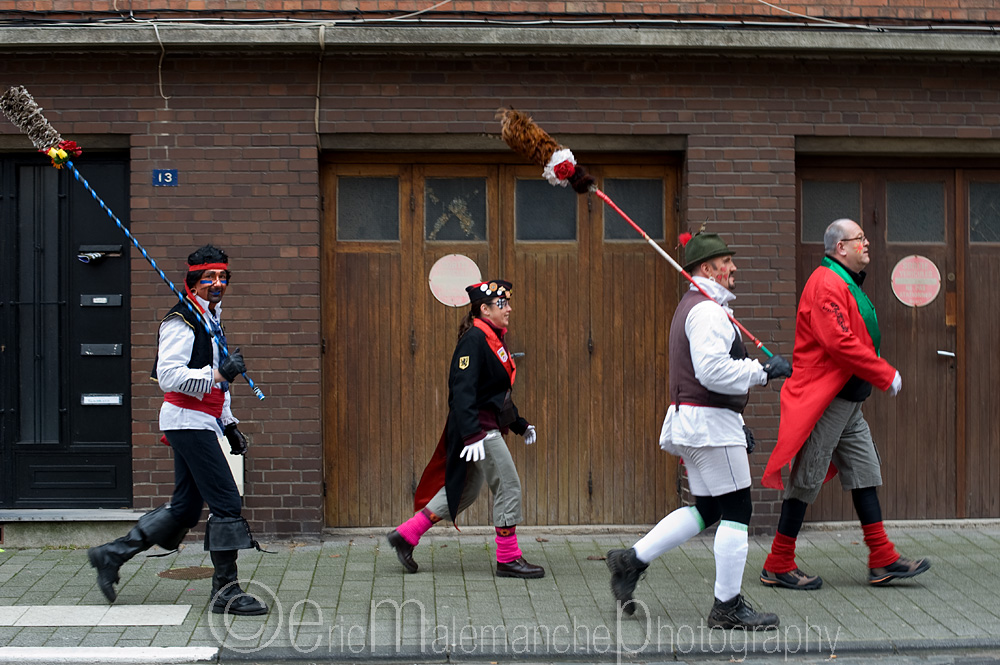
top-left (862, 521), bottom-right (900, 569)
top-left (764, 532), bottom-right (798, 574)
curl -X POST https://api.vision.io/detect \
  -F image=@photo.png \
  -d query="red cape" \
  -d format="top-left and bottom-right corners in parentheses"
top-left (762, 264), bottom-right (897, 490)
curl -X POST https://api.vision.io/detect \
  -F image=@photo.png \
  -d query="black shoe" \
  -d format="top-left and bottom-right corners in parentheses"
top-left (496, 557), bottom-right (545, 579)
top-left (760, 567), bottom-right (823, 590)
top-left (209, 550), bottom-right (268, 616)
top-left (869, 556), bottom-right (930, 586)
top-left (707, 594), bottom-right (780, 630)
top-left (211, 583), bottom-right (269, 616)
top-left (387, 530), bottom-right (418, 574)
top-left (87, 545), bottom-right (125, 603)
top-left (606, 548), bottom-right (648, 615)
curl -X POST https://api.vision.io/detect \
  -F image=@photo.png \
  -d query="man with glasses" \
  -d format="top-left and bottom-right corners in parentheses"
top-left (387, 279), bottom-right (544, 579)
top-left (760, 219), bottom-right (929, 590)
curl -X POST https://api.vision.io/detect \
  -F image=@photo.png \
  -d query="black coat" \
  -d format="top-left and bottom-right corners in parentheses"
top-left (415, 322), bottom-right (529, 520)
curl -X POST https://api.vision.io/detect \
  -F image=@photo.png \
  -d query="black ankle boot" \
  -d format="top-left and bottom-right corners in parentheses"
top-left (88, 504), bottom-right (188, 603)
top-left (707, 594), bottom-right (780, 630)
top-left (606, 548), bottom-right (648, 615)
top-left (210, 550), bottom-right (268, 616)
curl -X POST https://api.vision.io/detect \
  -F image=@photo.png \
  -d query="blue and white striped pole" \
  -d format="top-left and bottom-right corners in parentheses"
top-left (67, 160), bottom-right (265, 400)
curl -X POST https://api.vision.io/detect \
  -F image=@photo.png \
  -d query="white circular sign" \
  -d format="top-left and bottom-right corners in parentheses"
top-left (891, 255), bottom-right (941, 308)
top-left (428, 254), bottom-right (482, 307)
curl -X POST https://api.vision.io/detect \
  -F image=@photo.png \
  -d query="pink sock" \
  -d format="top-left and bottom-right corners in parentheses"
top-left (396, 511), bottom-right (433, 546)
top-left (495, 526), bottom-right (522, 563)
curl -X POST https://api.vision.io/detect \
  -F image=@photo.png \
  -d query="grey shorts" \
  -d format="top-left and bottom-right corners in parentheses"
top-left (785, 397), bottom-right (883, 504)
top-left (675, 444), bottom-right (752, 497)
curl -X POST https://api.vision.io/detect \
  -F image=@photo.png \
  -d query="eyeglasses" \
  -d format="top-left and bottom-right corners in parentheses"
top-left (490, 298), bottom-right (509, 310)
top-left (841, 234), bottom-right (867, 244)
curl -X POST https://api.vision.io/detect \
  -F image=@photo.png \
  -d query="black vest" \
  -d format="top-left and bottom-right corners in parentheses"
top-left (669, 289), bottom-right (749, 413)
top-left (150, 298), bottom-right (216, 381)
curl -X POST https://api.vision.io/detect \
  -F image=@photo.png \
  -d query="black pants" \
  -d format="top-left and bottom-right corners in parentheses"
top-left (165, 429), bottom-right (242, 528)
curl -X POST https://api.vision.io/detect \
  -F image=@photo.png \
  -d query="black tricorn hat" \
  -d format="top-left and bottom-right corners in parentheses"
top-left (466, 279), bottom-right (512, 303)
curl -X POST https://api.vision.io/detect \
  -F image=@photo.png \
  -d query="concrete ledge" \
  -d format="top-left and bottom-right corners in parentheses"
top-left (0, 509), bottom-right (146, 549)
top-left (0, 509), bottom-right (146, 522)
top-left (0, 24), bottom-right (999, 58)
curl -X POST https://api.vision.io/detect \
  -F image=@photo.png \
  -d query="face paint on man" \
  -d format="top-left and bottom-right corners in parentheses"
top-left (194, 269), bottom-right (228, 308)
top-left (706, 255), bottom-right (737, 291)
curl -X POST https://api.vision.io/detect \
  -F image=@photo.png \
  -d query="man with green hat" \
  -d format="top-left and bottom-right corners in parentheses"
top-left (606, 230), bottom-right (791, 629)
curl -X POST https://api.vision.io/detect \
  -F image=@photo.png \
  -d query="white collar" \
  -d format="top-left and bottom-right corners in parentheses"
top-left (193, 293), bottom-right (222, 319)
top-left (690, 275), bottom-right (735, 307)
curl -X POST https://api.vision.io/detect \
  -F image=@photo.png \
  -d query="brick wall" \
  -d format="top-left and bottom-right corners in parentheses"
top-left (3, 49), bottom-right (999, 531)
top-left (4, 0), bottom-right (1000, 22)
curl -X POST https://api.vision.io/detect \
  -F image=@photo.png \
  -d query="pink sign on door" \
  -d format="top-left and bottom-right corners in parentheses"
top-left (890, 255), bottom-right (941, 308)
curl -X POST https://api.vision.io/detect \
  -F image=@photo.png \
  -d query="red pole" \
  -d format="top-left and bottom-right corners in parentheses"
top-left (591, 187), bottom-right (774, 358)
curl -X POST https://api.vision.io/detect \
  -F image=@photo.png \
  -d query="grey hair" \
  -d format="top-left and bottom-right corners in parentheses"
top-left (824, 218), bottom-right (856, 255)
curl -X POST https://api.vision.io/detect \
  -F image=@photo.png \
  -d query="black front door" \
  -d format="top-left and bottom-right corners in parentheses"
top-left (0, 153), bottom-right (132, 508)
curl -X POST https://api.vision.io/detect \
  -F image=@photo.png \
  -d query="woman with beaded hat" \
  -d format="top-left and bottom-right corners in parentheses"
top-left (387, 279), bottom-right (544, 579)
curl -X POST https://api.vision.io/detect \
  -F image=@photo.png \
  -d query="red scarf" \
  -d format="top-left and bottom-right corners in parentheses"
top-left (473, 318), bottom-right (516, 385)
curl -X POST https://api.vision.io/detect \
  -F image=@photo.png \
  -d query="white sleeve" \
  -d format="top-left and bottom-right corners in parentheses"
top-left (156, 316), bottom-right (215, 397)
top-left (685, 301), bottom-right (768, 394)
top-left (220, 391), bottom-right (238, 427)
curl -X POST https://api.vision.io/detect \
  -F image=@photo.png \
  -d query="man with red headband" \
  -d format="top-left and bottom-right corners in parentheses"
top-left (88, 245), bottom-right (268, 616)
top-left (759, 219), bottom-right (929, 590)
top-left (386, 279), bottom-right (544, 579)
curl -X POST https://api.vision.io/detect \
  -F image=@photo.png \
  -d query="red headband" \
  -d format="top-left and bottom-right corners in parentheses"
top-left (188, 262), bottom-right (229, 272)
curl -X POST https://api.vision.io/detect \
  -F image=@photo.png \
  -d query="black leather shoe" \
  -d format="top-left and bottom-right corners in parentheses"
top-left (760, 567), bottom-right (823, 590)
top-left (606, 548), bottom-right (648, 614)
top-left (496, 556), bottom-right (545, 579)
top-left (869, 556), bottom-right (930, 586)
top-left (87, 546), bottom-right (123, 603)
top-left (387, 530), bottom-right (418, 574)
top-left (707, 594), bottom-right (780, 630)
top-left (211, 584), bottom-right (269, 616)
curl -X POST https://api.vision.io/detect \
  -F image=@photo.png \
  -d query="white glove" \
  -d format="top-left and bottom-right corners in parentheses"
top-left (524, 425), bottom-right (536, 446)
top-left (459, 438), bottom-right (486, 462)
top-left (889, 371), bottom-right (902, 397)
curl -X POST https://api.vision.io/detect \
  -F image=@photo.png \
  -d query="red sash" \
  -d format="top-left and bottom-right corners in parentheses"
top-left (163, 388), bottom-right (225, 418)
top-left (472, 318), bottom-right (516, 385)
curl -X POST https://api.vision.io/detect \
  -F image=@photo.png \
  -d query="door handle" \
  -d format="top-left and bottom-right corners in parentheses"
top-left (512, 352), bottom-right (525, 358)
top-left (936, 350), bottom-right (956, 358)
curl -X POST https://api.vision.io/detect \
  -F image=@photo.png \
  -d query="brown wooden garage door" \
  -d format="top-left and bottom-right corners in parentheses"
top-left (321, 154), bottom-right (681, 527)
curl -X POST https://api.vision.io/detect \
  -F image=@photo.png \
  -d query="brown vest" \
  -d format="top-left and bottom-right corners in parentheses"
top-left (669, 289), bottom-right (750, 413)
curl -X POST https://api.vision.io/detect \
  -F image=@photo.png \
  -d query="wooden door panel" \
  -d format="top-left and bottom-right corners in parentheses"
top-left (324, 157), bottom-right (680, 527)
top-left (964, 173), bottom-right (1000, 517)
top-left (323, 164), bottom-right (412, 527)
top-left (589, 165), bottom-right (677, 525)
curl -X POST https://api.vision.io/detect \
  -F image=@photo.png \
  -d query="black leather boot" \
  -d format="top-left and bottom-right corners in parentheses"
top-left (606, 548), bottom-right (648, 615)
top-left (210, 550), bottom-right (268, 616)
top-left (87, 504), bottom-right (188, 603)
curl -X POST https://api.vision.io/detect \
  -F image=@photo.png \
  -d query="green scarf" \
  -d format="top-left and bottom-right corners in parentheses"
top-left (821, 256), bottom-right (881, 355)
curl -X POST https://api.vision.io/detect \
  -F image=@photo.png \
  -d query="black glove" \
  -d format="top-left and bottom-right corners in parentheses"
top-left (743, 425), bottom-right (756, 454)
top-left (219, 347), bottom-right (246, 383)
top-left (224, 423), bottom-right (248, 456)
top-left (762, 354), bottom-right (792, 382)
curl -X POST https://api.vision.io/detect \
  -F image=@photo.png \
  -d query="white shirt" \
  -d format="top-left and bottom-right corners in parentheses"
top-left (660, 276), bottom-right (768, 452)
top-left (157, 294), bottom-right (237, 435)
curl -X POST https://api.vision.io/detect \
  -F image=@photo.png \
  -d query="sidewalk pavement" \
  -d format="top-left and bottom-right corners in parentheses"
top-left (1, 521), bottom-right (999, 663)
